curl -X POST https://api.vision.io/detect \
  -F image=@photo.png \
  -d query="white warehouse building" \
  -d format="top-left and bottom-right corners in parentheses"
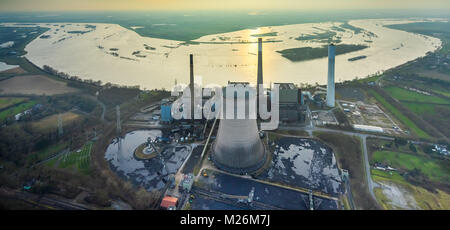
top-left (353, 124), bottom-right (384, 133)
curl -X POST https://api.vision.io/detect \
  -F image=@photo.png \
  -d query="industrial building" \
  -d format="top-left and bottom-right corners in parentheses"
top-left (352, 124), bottom-right (384, 133)
top-left (181, 173), bottom-right (194, 192)
top-left (160, 196), bottom-right (178, 210)
top-left (160, 99), bottom-right (173, 123)
top-left (273, 82), bottom-right (305, 123)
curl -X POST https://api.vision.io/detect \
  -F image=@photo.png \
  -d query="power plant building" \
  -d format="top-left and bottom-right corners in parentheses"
top-left (273, 83), bottom-right (305, 123)
top-left (160, 101), bottom-right (173, 123)
top-left (276, 83), bottom-right (302, 105)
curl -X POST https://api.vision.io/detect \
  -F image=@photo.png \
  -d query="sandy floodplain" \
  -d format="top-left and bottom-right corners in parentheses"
top-left (0, 19), bottom-right (443, 89)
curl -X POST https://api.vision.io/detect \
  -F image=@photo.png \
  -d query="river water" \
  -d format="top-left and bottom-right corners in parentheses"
top-left (1, 18), bottom-right (442, 89)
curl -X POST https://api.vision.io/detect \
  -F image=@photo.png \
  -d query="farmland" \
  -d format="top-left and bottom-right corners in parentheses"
top-left (31, 111), bottom-right (81, 133)
top-left (380, 86), bottom-right (450, 137)
top-left (0, 75), bottom-right (77, 96)
top-left (47, 141), bottom-right (93, 174)
top-left (384, 86), bottom-right (449, 105)
top-left (369, 89), bottom-right (431, 139)
top-left (0, 97), bottom-right (26, 110)
top-left (371, 150), bottom-right (449, 183)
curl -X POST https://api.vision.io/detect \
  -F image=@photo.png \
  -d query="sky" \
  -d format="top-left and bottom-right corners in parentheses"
top-left (1, 0), bottom-right (450, 12)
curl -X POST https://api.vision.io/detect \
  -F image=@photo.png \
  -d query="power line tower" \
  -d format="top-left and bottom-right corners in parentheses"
top-left (57, 113), bottom-right (63, 137)
top-left (116, 105), bottom-right (121, 135)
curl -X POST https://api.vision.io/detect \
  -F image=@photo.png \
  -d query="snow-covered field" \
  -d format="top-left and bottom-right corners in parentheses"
top-left (0, 18), bottom-right (443, 89)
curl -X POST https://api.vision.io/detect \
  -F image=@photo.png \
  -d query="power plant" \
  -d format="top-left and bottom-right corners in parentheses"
top-left (104, 37), bottom-right (343, 212)
top-left (326, 44), bottom-right (335, 107)
top-left (211, 38), bottom-right (267, 174)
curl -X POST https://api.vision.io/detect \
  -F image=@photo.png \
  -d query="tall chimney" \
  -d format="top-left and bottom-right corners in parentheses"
top-left (326, 44), bottom-right (335, 107)
top-left (257, 38), bottom-right (263, 87)
top-left (257, 38), bottom-right (263, 117)
top-left (190, 54), bottom-right (195, 120)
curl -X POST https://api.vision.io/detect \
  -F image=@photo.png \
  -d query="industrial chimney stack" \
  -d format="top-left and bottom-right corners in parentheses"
top-left (326, 44), bottom-right (335, 107)
top-left (257, 38), bottom-right (263, 115)
top-left (257, 38), bottom-right (263, 87)
top-left (189, 54), bottom-right (195, 119)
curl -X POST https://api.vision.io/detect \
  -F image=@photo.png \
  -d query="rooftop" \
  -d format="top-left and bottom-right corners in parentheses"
top-left (160, 196), bottom-right (178, 209)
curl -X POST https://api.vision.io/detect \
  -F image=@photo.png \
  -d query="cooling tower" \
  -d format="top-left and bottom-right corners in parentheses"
top-left (211, 84), bottom-right (267, 174)
top-left (326, 44), bottom-right (335, 107)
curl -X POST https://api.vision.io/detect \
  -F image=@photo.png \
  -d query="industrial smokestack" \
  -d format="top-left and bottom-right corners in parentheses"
top-left (257, 38), bottom-right (263, 87)
top-left (257, 38), bottom-right (263, 116)
top-left (326, 44), bottom-right (335, 107)
top-left (190, 54), bottom-right (194, 119)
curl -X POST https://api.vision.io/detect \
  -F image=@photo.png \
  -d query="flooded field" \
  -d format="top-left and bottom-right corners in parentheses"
top-left (1, 18), bottom-right (441, 89)
top-left (0, 61), bottom-right (18, 71)
top-left (259, 137), bottom-right (343, 196)
top-left (105, 130), bottom-right (191, 191)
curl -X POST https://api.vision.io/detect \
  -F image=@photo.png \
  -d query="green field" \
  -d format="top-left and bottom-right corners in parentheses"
top-left (432, 89), bottom-right (450, 98)
top-left (371, 169), bottom-right (406, 184)
top-left (0, 100), bottom-right (36, 123)
top-left (403, 102), bottom-right (437, 115)
top-left (56, 141), bottom-right (93, 174)
top-left (371, 150), bottom-right (449, 183)
top-left (370, 89), bottom-right (430, 138)
top-left (0, 97), bottom-right (26, 110)
top-left (28, 142), bottom-right (68, 164)
top-left (384, 86), bottom-right (449, 105)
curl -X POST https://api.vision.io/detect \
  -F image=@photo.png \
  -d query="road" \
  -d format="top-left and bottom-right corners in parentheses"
top-left (361, 135), bottom-right (377, 200)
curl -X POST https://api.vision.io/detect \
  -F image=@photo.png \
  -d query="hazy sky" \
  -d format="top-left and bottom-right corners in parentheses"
top-left (1, 0), bottom-right (450, 11)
